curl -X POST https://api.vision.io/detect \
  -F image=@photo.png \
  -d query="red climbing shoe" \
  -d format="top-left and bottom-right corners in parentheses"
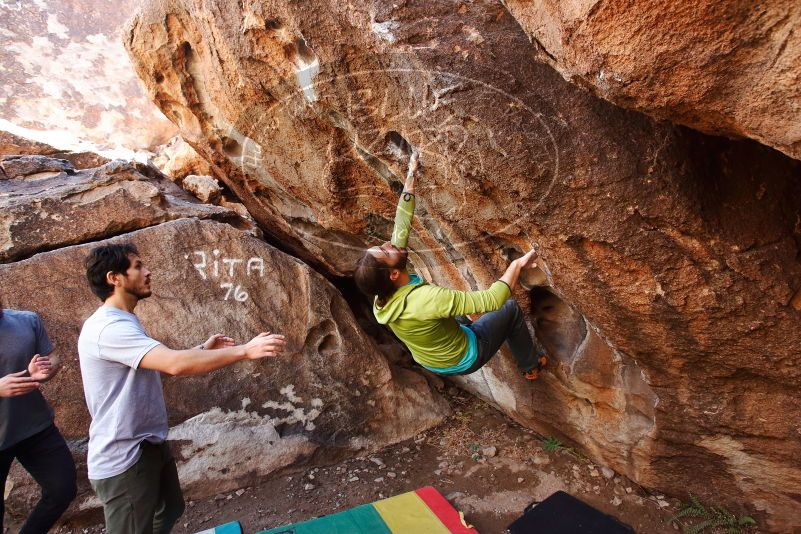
top-left (523, 355), bottom-right (548, 381)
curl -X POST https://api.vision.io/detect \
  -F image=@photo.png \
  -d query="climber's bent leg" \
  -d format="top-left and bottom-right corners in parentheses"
top-left (460, 299), bottom-right (543, 375)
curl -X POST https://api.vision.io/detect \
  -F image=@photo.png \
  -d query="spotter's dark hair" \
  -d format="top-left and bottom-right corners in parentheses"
top-left (84, 243), bottom-right (140, 301)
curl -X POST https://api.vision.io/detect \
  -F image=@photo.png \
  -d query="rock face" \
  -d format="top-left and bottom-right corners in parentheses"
top-left (152, 135), bottom-right (215, 181)
top-left (1, 161), bottom-right (447, 520)
top-left (0, 130), bottom-right (110, 169)
top-left (503, 0), bottom-right (801, 160)
top-left (0, 0), bottom-right (175, 151)
top-left (182, 174), bottom-right (223, 204)
top-left (126, 0), bottom-right (801, 529)
top-left (0, 156), bottom-right (247, 263)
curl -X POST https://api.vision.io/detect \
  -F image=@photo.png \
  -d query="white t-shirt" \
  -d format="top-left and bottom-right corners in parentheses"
top-left (78, 305), bottom-right (166, 480)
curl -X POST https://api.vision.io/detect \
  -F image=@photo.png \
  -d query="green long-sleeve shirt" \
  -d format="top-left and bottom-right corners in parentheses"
top-left (391, 192), bottom-right (415, 248)
top-left (373, 193), bottom-right (512, 369)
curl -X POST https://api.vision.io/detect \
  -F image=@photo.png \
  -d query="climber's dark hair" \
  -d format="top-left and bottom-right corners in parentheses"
top-left (354, 252), bottom-right (397, 307)
top-left (85, 243), bottom-right (139, 301)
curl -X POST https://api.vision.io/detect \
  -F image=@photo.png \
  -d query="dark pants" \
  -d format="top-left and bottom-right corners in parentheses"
top-left (90, 441), bottom-right (184, 534)
top-left (456, 299), bottom-right (543, 375)
top-left (0, 424), bottom-right (77, 534)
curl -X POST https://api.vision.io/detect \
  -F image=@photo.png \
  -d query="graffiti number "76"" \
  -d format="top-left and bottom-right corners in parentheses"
top-left (220, 283), bottom-right (249, 302)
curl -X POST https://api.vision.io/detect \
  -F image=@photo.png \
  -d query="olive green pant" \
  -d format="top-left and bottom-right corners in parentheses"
top-left (90, 441), bottom-right (185, 534)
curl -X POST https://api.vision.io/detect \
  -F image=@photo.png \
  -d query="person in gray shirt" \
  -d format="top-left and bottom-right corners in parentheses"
top-left (0, 299), bottom-right (77, 533)
top-left (79, 243), bottom-right (286, 534)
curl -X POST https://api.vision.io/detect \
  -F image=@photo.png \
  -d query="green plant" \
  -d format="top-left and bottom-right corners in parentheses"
top-left (542, 436), bottom-right (562, 453)
top-left (467, 442), bottom-right (482, 461)
top-left (671, 494), bottom-right (756, 534)
top-left (541, 436), bottom-right (587, 461)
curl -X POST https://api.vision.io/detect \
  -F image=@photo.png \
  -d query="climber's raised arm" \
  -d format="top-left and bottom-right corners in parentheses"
top-left (404, 150), bottom-right (418, 194)
top-left (391, 151), bottom-right (419, 248)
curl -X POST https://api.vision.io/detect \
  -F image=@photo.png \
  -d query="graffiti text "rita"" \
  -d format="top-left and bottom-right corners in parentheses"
top-left (186, 250), bottom-right (265, 280)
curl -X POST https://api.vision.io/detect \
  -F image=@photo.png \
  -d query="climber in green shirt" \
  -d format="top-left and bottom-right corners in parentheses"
top-left (354, 152), bottom-right (547, 380)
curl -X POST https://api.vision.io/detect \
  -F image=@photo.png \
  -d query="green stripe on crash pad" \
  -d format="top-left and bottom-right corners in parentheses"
top-left (257, 503), bottom-right (392, 534)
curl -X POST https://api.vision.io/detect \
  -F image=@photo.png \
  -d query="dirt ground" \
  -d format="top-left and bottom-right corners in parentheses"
top-left (45, 390), bottom-right (690, 534)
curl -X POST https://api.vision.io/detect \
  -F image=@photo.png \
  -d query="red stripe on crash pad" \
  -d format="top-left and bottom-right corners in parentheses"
top-left (415, 486), bottom-right (479, 534)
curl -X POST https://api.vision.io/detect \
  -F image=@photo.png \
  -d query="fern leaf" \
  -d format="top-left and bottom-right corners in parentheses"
top-left (685, 519), bottom-right (714, 534)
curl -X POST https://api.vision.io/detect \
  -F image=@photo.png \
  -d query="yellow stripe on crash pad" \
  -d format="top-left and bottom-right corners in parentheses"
top-left (373, 490), bottom-right (452, 534)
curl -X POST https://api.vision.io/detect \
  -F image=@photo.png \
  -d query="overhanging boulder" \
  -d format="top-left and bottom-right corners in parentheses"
top-left (504, 0), bottom-right (801, 160)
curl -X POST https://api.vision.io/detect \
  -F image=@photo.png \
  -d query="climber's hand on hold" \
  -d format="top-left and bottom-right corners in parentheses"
top-left (500, 248), bottom-right (539, 289)
top-left (515, 249), bottom-right (539, 270)
top-left (404, 150), bottom-right (419, 194)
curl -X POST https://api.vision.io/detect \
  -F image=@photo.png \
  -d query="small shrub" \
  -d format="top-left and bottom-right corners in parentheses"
top-left (542, 436), bottom-right (562, 453)
top-left (468, 442), bottom-right (482, 461)
top-left (541, 436), bottom-right (586, 461)
top-left (671, 494), bottom-right (756, 534)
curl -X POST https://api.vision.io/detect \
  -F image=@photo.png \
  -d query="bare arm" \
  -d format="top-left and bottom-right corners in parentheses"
top-left (139, 333), bottom-right (286, 376)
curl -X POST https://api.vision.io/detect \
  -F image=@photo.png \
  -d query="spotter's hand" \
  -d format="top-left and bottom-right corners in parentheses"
top-left (0, 371), bottom-right (40, 398)
top-left (28, 354), bottom-right (52, 381)
top-left (202, 334), bottom-right (236, 350)
top-left (244, 333), bottom-right (287, 360)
